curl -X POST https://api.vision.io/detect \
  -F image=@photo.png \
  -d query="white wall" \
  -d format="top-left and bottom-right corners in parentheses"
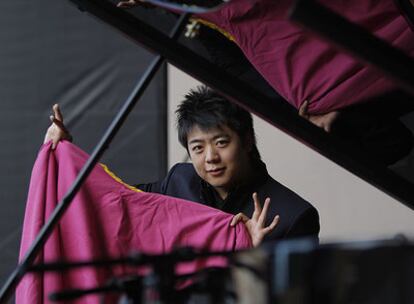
top-left (168, 65), bottom-right (414, 243)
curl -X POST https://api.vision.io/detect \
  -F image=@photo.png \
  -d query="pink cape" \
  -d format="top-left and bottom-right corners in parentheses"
top-left (17, 141), bottom-right (251, 303)
top-left (199, 0), bottom-right (414, 114)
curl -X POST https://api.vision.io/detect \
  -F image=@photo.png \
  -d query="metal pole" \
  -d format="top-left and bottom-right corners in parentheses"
top-left (0, 12), bottom-right (190, 304)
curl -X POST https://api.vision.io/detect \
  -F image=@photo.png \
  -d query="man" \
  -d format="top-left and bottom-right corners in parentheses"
top-left (44, 86), bottom-right (320, 244)
top-left (136, 86), bottom-right (319, 242)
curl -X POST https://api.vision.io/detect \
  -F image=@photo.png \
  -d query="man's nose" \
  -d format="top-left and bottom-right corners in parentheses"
top-left (205, 146), bottom-right (219, 163)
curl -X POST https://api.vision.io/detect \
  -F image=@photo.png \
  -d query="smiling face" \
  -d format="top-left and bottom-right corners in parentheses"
top-left (187, 124), bottom-right (251, 199)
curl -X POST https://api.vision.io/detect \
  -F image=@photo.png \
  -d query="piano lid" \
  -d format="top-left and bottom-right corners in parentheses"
top-left (67, 0), bottom-right (414, 209)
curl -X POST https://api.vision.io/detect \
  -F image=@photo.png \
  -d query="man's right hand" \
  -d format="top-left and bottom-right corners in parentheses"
top-left (43, 104), bottom-right (72, 150)
top-left (230, 193), bottom-right (280, 247)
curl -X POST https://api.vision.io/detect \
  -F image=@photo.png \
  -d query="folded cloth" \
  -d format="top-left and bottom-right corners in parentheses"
top-left (17, 141), bottom-right (251, 303)
top-left (199, 0), bottom-right (414, 114)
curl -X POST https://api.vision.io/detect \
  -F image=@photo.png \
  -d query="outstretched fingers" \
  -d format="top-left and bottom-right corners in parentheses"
top-left (230, 193), bottom-right (281, 247)
top-left (252, 192), bottom-right (262, 222)
top-left (262, 215), bottom-right (280, 234)
top-left (258, 197), bottom-right (271, 225)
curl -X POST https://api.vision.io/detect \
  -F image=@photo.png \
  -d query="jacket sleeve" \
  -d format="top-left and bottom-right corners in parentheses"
top-left (284, 207), bottom-right (320, 240)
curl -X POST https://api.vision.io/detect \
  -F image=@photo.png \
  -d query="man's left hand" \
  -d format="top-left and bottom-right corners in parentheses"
top-left (230, 192), bottom-right (279, 247)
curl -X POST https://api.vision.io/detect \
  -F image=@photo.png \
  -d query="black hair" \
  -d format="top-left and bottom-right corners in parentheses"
top-left (176, 86), bottom-right (261, 160)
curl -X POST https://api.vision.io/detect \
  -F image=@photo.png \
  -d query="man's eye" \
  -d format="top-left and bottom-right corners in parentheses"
top-left (192, 146), bottom-right (203, 153)
top-left (216, 140), bottom-right (228, 147)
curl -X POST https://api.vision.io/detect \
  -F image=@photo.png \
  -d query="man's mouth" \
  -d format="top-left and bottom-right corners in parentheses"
top-left (207, 168), bottom-right (225, 176)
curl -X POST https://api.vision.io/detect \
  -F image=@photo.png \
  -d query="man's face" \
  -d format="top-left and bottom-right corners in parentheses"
top-left (187, 125), bottom-right (251, 198)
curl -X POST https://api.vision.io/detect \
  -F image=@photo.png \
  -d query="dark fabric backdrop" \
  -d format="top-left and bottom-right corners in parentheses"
top-left (0, 0), bottom-right (169, 288)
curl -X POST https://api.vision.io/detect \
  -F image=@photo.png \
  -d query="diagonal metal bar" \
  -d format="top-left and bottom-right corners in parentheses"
top-left (0, 12), bottom-right (190, 304)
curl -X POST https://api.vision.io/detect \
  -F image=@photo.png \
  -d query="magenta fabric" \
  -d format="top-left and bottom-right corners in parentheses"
top-left (199, 0), bottom-right (414, 114)
top-left (17, 141), bottom-right (251, 303)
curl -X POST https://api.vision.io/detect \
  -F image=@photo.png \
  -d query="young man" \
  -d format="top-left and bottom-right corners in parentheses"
top-left (45, 86), bottom-right (320, 244)
top-left (138, 86), bottom-right (319, 243)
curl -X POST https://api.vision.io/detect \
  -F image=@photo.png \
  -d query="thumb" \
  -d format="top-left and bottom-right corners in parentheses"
top-left (230, 213), bottom-right (249, 226)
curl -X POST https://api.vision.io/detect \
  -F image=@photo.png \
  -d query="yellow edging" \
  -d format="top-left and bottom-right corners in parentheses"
top-left (100, 164), bottom-right (142, 193)
top-left (191, 17), bottom-right (236, 42)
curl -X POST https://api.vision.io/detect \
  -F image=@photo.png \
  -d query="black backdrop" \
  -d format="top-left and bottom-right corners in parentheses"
top-left (0, 0), bottom-right (168, 286)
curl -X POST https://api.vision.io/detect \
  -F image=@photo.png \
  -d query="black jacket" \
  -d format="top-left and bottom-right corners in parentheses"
top-left (137, 162), bottom-right (320, 242)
